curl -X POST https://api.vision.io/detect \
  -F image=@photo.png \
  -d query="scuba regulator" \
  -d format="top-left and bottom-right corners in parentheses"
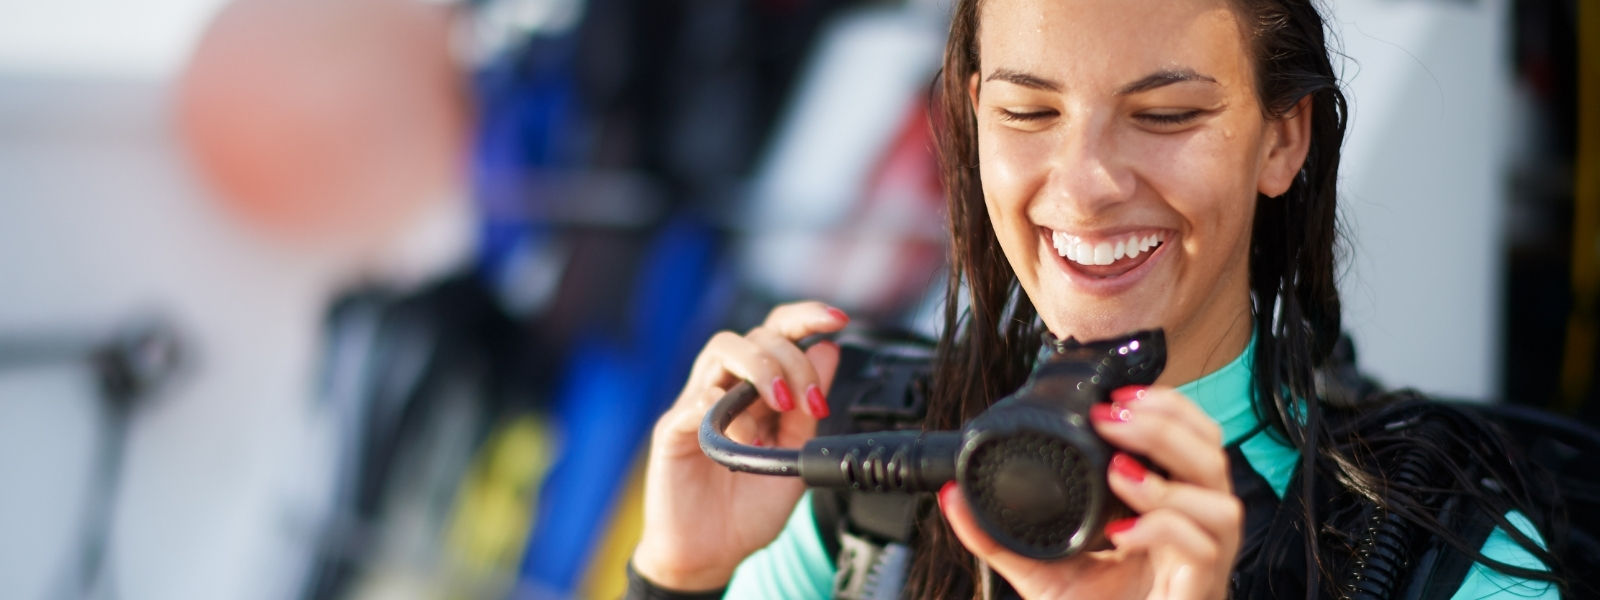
top-left (699, 329), bottom-right (1165, 560)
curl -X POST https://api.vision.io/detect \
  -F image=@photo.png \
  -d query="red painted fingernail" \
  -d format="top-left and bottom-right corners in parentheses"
top-left (772, 377), bottom-right (795, 411)
top-left (825, 306), bottom-right (850, 323)
top-left (1105, 517), bottom-right (1138, 536)
top-left (1089, 403), bottom-right (1131, 423)
top-left (806, 384), bottom-right (830, 418)
top-left (753, 437), bottom-right (765, 447)
top-left (1111, 386), bottom-right (1148, 403)
top-left (938, 481), bottom-right (958, 509)
top-left (1110, 452), bottom-right (1147, 483)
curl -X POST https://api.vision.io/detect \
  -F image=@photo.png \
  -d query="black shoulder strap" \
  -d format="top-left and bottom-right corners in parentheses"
top-left (812, 489), bottom-right (844, 561)
top-left (1401, 496), bottom-right (1498, 600)
top-left (1226, 438), bottom-right (1286, 597)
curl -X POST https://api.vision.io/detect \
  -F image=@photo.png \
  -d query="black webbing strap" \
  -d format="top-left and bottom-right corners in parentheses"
top-left (622, 562), bottom-right (726, 600)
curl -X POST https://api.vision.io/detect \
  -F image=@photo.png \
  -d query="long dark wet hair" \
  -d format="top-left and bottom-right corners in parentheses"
top-left (906, 0), bottom-right (1567, 597)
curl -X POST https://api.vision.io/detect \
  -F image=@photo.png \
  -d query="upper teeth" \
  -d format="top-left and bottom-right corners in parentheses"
top-left (1052, 231), bottom-right (1164, 266)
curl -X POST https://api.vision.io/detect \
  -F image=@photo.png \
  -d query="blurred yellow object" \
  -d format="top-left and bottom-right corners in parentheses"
top-left (1562, 0), bottom-right (1600, 412)
top-left (444, 415), bottom-right (555, 595)
top-left (176, 0), bottom-right (470, 247)
top-left (578, 455), bottom-right (648, 600)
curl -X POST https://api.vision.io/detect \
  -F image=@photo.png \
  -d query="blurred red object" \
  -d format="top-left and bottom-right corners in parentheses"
top-left (177, 0), bottom-right (470, 246)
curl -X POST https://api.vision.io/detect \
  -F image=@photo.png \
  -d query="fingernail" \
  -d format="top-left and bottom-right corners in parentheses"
top-left (806, 384), bottom-right (830, 418)
top-left (1089, 402), bottom-right (1131, 423)
top-left (772, 377), bottom-right (795, 411)
top-left (753, 437), bottom-right (765, 447)
top-left (1110, 452), bottom-right (1147, 483)
top-left (938, 481), bottom-right (957, 509)
top-left (825, 306), bottom-right (850, 323)
top-left (1105, 517), bottom-right (1138, 536)
top-left (1111, 386), bottom-right (1148, 403)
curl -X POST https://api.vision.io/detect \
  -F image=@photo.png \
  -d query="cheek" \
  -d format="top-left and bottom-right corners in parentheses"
top-left (1129, 126), bottom-right (1259, 251)
top-left (1133, 127), bottom-right (1254, 194)
top-left (977, 124), bottom-right (1059, 292)
top-left (978, 125), bottom-right (1055, 233)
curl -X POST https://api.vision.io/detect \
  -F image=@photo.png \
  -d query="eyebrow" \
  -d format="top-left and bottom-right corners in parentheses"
top-left (1116, 68), bottom-right (1217, 95)
top-left (984, 68), bottom-right (1061, 92)
top-left (983, 67), bottom-right (1218, 95)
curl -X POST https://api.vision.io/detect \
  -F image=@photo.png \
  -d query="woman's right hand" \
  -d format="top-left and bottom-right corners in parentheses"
top-left (631, 301), bottom-right (849, 591)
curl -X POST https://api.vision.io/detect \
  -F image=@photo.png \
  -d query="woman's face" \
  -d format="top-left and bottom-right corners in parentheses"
top-left (972, 0), bottom-right (1309, 381)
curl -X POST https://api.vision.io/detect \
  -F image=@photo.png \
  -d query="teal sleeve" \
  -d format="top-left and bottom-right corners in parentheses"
top-left (721, 501), bottom-right (1556, 600)
top-left (725, 491), bottom-right (837, 599)
top-left (1449, 511), bottom-right (1559, 600)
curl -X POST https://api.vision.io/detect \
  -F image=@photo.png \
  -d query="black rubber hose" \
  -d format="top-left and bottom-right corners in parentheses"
top-left (1342, 455), bottom-right (1428, 600)
top-left (699, 380), bottom-right (804, 476)
top-left (699, 380), bottom-right (962, 489)
top-left (799, 431), bottom-right (959, 492)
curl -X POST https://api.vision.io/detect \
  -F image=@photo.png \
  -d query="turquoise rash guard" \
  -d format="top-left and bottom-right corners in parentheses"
top-left (725, 337), bottom-right (1558, 599)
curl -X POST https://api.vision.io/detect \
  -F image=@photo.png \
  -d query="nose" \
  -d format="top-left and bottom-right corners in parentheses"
top-left (1040, 112), bottom-right (1134, 214)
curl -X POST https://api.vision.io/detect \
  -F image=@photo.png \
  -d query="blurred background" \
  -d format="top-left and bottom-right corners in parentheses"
top-left (0, 0), bottom-right (1592, 598)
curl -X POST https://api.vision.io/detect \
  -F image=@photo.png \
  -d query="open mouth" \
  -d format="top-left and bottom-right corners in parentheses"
top-left (1048, 229), bottom-right (1167, 279)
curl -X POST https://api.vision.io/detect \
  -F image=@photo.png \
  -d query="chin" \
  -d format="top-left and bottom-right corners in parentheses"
top-left (1038, 295), bottom-right (1164, 344)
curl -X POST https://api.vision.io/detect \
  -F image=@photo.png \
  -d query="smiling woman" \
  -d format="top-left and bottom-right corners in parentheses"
top-left (625, 0), bottom-right (1569, 598)
top-left (967, 0), bottom-right (1276, 387)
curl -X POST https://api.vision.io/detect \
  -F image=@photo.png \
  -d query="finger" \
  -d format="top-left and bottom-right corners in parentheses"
top-left (762, 301), bottom-right (850, 340)
top-left (724, 405), bottom-right (773, 446)
top-left (698, 330), bottom-right (792, 413)
top-left (1110, 386), bottom-right (1223, 447)
top-left (937, 483), bottom-right (1048, 582)
top-left (795, 340), bottom-right (843, 419)
top-left (1107, 453), bottom-right (1243, 543)
top-left (1103, 509), bottom-right (1220, 581)
top-left (747, 327), bottom-right (823, 417)
top-left (1149, 562), bottom-right (1173, 600)
top-left (771, 401), bottom-right (820, 449)
top-left (806, 341), bottom-right (842, 394)
top-left (653, 385), bottom-right (739, 461)
top-left (1091, 401), bottom-right (1230, 491)
top-left (655, 382), bottom-right (809, 461)
top-left (1165, 564), bottom-right (1200, 600)
top-left (712, 384), bottom-right (816, 450)
top-left (682, 331), bottom-right (746, 393)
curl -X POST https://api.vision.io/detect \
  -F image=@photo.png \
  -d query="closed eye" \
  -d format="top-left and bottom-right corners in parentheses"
top-left (998, 108), bottom-right (1057, 123)
top-left (1136, 110), bottom-right (1203, 126)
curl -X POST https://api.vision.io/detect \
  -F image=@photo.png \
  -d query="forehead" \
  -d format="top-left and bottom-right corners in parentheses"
top-left (976, 0), bottom-right (1251, 91)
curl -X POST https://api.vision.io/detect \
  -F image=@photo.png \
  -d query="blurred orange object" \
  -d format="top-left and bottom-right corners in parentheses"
top-left (177, 0), bottom-right (470, 246)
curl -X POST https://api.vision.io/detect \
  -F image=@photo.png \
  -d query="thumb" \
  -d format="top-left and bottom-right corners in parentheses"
top-left (938, 482), bottom-right (1033, 575)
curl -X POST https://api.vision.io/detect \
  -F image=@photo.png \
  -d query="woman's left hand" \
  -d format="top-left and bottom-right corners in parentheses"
top-left (939, 385), bottom-right (1242, 600)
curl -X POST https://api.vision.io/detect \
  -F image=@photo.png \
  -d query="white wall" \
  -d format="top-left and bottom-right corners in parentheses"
top-left (0, 0), bottom-right (477, 595)
top-left (0, 0), bottom-right (228, 78)
top-left (0, 75), bottom-right (331, 600)
top-left (0, 74), bottom-right (473, 600)
top-left (1329, 0), bottom-right (1511, 400)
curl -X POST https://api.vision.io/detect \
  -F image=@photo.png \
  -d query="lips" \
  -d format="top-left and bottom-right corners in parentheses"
top-left (1046, 229), bottom-right (1168, 279)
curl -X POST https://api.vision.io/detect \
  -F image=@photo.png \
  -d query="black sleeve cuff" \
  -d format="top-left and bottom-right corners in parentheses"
top-left (622, 562), bottom-right (727, 600)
